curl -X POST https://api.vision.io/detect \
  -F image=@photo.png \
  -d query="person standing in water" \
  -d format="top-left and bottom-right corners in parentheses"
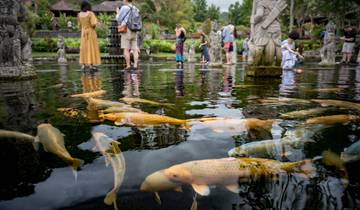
top-left (281, 31), bottom-right (303, 69)
top-left (175, 24), bottom-right (186, 68)
top-left (199, 32), bottom-right (210, 64)
top-left (222, 23), bottom-right (235, 65)
top-left (77, 0), bottom-right (101, 70)
top-left (116, 0), bottom-right (141, 70)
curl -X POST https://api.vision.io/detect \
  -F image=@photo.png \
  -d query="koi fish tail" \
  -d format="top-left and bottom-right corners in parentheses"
top-left (322, 151), bottom-right (349, 188)
top-left (70, 158), bottom-right (84, 181)
top-left (281, 159), bottom-right (316, 178)
top-left (104, 190), bottom-right (118, 210)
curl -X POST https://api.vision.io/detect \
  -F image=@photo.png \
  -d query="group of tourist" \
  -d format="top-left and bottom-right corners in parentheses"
top-left (77, 0), bottom-right (360, 71)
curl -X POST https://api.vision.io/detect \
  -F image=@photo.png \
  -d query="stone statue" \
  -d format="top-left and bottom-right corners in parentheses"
top-left (22, 37), bottom-right (33, 65)
top-left (57, 35), bottom-right (67, 64)
top-left (208, 21), bottom-right (223, 66)
top-left (188, 41), bottom-right (196, 62)
top-left (248, 0), bottom-right (287, 66)
top-left (319, 21), bottom-right (336, 66)
top-left (0, 0), bottom-right (36, 79)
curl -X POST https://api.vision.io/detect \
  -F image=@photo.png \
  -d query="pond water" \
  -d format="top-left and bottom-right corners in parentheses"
top-left (0, 61), bottom-right (360, 210)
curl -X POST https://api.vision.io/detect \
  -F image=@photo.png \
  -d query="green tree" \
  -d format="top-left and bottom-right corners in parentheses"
top-left (193, 0), bottom-right (208, 22)
top-left (207, 4), bottom-right (220, 21)
top-left (228, 0), bottom-right (252, 26)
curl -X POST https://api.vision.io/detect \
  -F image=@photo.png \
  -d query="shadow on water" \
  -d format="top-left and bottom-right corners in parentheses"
top-left (0, 62), bottom-right (360, 209)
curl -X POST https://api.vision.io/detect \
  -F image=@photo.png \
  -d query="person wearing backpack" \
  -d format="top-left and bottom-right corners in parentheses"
top-left (116, 0), bottom-right (142, 70)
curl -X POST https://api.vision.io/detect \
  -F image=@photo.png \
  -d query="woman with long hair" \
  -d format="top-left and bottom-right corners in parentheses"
top-left (78, 0), bottom-right (101, 70)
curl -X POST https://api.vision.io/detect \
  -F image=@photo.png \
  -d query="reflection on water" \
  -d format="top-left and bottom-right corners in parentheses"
top-left (0, 62), bottom-right (360, 210)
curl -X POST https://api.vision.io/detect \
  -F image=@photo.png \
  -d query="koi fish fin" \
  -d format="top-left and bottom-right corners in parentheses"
top-left (190, 194), bottom-right (198, 210)
top-left (322, 151), bottom-right (349, 188)
top-left (154, 192), bottom-right (162, 205)
top-left (174, 187), bottom-right (183, 192)
top-left (104, 191), bottom-right (119, 210)
top-left (115, 120), bottom-right (125, 126)
top-left (225, 184), bottom-right (240, 194)
top-left (33, 136), bottom-right (40, 151)
top-left (192, 184), bottom-right (210, 196)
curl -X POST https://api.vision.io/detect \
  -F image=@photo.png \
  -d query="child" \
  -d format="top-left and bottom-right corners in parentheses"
top-left (199, 32), bottom-right (210, 64)
top-left (281, 31), bottom-right (303, 69)
top-left (175, 24), bottom-right (186, 68)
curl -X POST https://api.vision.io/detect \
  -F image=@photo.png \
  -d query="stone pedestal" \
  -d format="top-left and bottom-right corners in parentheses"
top-left (246, 65), bottom-right (282, 77)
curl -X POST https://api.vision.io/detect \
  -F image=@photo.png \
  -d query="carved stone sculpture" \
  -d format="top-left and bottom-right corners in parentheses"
top-left (319, 21), bottom-right (336, 66)
top-left (209, 21), bottom-right (223, 66)
top-left (0, 0), bottom-right (36, 79)
top-left (248, 0), bottom-right (287, 66)
top-left (57, 35), bottom-right (67, 64)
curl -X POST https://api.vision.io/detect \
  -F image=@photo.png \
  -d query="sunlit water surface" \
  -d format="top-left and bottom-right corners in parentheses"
top-left (0, 61), bottom-right (360, 210)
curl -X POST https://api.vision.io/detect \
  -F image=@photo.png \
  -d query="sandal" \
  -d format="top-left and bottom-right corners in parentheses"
top-left (124, 66), bottom-right (132, 70)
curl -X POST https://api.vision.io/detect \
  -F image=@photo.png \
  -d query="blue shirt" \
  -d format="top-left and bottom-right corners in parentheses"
top-left (222, 25), bottom-right (234, 42)
top-left (117, 4), bottom-right (133, 25)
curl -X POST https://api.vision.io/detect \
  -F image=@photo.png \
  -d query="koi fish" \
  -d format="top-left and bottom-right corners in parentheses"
top-left (228, 138), bottom-right (315, 157)
top-left (120, 97), bottom-right (173, 107)
top-left (312, 99), bottom-right (360, 111)
top-left (141, 157), bottom-right (314, 196)
top-left (99, 112), bottom-right (188, 128)
top-left (71, 90), bottom-right (106, 98)
top-left (280, 108), bottom-right (331, 119)
top-left (189, 118), bottom-right (275, 134)
top-left (102, 106), bottom-right (144, 114)
top-left (92, 133), bottom-right (125, 210)
top-left (35, 124), bottom-right (83, 179)
top-left (305, 115), bottom-right (360, 125)
top-left (86, 98), bottom-right (129, 109)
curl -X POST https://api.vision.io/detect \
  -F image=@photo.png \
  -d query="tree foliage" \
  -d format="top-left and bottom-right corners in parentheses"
top-left (207, 4), bottom-right (220, 21)
top-left (228, 0), bottom-right (252, 26)
top-left (193, 0), bottom-right (208, 22)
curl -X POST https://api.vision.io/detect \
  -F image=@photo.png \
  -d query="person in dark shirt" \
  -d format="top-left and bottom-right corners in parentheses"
top-left (340, 25), bottom-right (357, 64)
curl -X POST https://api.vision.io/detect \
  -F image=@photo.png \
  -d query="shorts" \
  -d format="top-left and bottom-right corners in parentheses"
top-left (121, 29), bottom-right (138, 50)
top-left (342, 42), bottom-right (355, 53)
top-left (224, 42), bottom-right (233, 52)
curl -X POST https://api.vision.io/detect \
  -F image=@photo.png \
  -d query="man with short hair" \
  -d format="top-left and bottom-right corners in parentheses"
top-left (340, 25), bottom-right (357, 64)
top-left (117, 0), bottom-right (139, 70)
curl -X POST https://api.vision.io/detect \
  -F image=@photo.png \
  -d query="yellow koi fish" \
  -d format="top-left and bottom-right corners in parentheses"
top-left (280, 108), bottom-right (331, 119)
top-left (120, 97), bottom-right (173, 107)
top-left (35, 124), bottom-right (83, 179)
top-left (71, 90), bottom-right (106, 98)
top-left (305, 115), bottom-right (360, 125)
top-left (141, 157), bottom-right (314, 196)
top-left (312, 99), bottom-right (360, 111)
top-left (0, 129), bottom-right (35, 142)
top-left (92, 133), bottom-right (126, 210)
top-left (100, 113), bottom-right (188, 128)
top-left (102, 106), bottom-right (144, 114)
top-left (87, 98), bottom-right (129, 109)
top-left (258, 97), bottom-right (311, 105)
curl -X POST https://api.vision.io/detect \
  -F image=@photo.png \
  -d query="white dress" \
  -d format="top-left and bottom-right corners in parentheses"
top-left (281, 40), bottom-right (297, 69)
